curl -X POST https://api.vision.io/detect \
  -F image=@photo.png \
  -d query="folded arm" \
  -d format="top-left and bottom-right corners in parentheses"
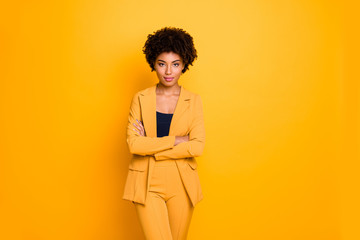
top-left (126, 93), bottom-right (176, 156)
top-left (154, 95), bottom-right (205, 160)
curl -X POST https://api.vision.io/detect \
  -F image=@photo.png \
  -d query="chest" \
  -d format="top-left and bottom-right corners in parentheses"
top-left (156, 94), bottom-right (180, 114)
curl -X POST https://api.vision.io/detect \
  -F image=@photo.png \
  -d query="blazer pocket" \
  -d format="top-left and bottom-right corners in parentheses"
top-left (128, 166), bottom-right (145, 172)
top-left (187, 159), bottom-right (198, 170)
top-left (128, 155), bottom-right (147, 171)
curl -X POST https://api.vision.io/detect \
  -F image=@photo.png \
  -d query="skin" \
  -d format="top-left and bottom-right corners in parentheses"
top-left (133, 51), bottom-right (189, 146)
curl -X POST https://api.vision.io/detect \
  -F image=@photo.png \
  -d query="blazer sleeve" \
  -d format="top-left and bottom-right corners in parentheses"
top-left (126, 93), bottom-right (176, 156)
top-left (154, 94), bottom-right (205, 160)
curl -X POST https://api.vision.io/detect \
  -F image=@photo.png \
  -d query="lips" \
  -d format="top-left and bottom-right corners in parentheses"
top-left (164, 77), bottom-right (174, 82)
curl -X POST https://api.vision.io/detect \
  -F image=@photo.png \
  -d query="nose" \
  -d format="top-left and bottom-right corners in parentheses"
top-left (165, 65), bottom-right (172, 75)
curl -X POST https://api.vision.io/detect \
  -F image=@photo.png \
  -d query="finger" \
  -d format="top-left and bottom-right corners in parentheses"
top-left (137, 119), bottom-right (144, 127)
top-left (134, 120), bottom-right (144, 129)
top-left (138, 123), bottom-right (144, 134)
top-left (135, 120), bottom-right (145, 136)
top-left (133, 128), bottom-right (140, 135)
top-left (138, 122), bottom-right (144, 132)
top-left (133, 122), bottom-right (141, 131)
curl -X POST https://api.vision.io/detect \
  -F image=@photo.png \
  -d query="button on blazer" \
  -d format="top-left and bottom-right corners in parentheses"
top-left (122, 84), bottom-right (205, 207)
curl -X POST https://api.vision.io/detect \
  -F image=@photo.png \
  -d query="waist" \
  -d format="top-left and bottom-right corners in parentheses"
top-left (154, 159), bottom-right (176, 166)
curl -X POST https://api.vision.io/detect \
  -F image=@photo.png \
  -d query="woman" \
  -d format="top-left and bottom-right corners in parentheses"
top-left (123, 26), bottom-right (205, 240)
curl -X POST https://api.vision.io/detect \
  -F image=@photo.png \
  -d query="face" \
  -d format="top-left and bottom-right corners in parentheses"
top-left (154, 51), bottom-right (185, 87)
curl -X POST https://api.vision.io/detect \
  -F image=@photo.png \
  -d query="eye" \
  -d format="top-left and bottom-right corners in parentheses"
top-left (174, 63), bottom-right (179, 67)
top-left (158, 63), bottom-right (165, 67)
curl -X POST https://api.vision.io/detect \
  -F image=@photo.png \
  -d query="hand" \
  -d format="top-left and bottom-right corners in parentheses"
top-left (133, 119), bottom-right (146, 136)
top-left (174, 135), bottom-right (189, 146)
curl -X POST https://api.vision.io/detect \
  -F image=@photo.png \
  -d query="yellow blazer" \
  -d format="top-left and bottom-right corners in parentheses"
top-left (122, 84), bottom-right (205, 207)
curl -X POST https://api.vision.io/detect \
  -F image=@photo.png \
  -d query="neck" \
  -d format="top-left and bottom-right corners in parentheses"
top-left (156, 83), bottom-right (181, 95)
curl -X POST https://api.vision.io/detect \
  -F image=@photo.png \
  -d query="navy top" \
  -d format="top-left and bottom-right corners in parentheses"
top-left (156, 111), bottom-right (173, 137)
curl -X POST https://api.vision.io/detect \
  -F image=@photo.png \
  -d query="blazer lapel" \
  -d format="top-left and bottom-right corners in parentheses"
top-left (139, 84), bottom-right (191, 138)
top-left (139, 85), bottom-right (157, 138)
top-left (169, 86), bottom-right (190, 136)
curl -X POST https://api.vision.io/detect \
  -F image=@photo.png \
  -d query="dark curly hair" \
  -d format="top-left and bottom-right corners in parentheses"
top-left (143, 27), bottom-right (198, 74)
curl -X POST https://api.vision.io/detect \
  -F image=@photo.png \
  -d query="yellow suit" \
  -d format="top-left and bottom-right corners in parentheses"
top-left (122, 84), bottom-right (205, 207)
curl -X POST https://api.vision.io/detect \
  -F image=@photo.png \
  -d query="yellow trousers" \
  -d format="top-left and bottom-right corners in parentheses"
top-left (133, 159), bottom-right (194, 240)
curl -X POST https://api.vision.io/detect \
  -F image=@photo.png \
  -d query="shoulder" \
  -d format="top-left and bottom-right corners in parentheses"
top-left (182, 86), bottom-right (202, 101)
top-left (182, 87), bottom-right (203, 110)
top-left (130, 85), bottom-right (155, 100)
top-left (137, 86), bottom-right (154, 96)
top-left (139, 85), bottom-right (155, 95)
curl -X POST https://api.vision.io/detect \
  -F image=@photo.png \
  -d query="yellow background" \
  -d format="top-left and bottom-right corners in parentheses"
top-left (0, 0), bottom-right (358, 239)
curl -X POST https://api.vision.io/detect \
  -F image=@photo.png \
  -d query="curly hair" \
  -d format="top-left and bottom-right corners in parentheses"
top-left (143, 27), bottom-right (198, 74)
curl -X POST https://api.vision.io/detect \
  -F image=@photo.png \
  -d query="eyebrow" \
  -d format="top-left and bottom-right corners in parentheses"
top-left (157, 59), bottom-right (180, 63)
